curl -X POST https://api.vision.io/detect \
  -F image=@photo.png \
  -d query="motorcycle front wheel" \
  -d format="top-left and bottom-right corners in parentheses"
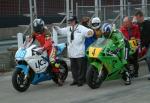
top-left (12, 69), bottom-right (31, 92)
top-left (86, 65), bottom-right (107, 89)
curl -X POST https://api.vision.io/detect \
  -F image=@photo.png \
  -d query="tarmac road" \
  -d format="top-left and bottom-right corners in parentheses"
top-left (0, 61), bottom-right (150, 103)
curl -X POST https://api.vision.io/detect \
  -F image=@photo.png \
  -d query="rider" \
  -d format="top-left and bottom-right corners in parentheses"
top-left (91, 17), bottom-right (102, 38)
top-left (31, 18), bottom-right (56, 66)
top-left (101, 23), bottom-right (131, 85)
top-left (84, 17), bottom-right (102, 50)
top-left (120, 16), bottom-right (140, 77)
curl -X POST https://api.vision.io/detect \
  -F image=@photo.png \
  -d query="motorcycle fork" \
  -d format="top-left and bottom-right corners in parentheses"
top-left (98, 64), bottom-right (103, 78)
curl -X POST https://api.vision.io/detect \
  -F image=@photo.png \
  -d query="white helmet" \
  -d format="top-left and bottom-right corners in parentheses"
top-left (91, 17), bottom-right (101, 29)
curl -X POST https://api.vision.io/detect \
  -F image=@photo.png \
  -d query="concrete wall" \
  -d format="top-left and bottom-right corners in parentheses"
top-left (0, 51), bottom-right (15, 71)
top-left (0, 26), bottom-right (28, 41)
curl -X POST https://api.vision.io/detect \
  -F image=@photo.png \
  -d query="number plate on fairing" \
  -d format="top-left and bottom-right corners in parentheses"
top-left (89, 47), bottom-right (102, 58)
top-left (15, 49), bottom-right (26, 59)
top-left (129, 39), bottom-right (138, 49)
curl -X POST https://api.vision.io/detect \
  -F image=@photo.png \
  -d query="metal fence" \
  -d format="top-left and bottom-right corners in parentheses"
top-left (76, 4), bottom-right (150, 27)
top-left (0, 0), bottom-right (66, 16)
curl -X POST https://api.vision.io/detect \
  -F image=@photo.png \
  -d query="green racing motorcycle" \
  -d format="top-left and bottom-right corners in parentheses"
top-left (86, 38), bottom-right (131, 89)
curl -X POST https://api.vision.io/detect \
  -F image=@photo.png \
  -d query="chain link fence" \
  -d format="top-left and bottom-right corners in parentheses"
top-left (76, 4), bottom-right (150, 28)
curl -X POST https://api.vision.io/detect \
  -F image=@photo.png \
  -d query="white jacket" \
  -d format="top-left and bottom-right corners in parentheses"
top-left (55, 24), bottom-right (93, 58)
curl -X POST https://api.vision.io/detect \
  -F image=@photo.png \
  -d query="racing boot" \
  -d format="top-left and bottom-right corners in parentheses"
top-left (122, 70), bottom-right (131, 85)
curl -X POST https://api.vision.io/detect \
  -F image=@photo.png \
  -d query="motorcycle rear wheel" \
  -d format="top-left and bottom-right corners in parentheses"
top-left (52, 60), bottom-right (68, 86)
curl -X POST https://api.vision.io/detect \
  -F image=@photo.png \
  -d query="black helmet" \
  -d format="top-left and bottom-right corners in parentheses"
top-left (68, 16), bottom-right (78, 23)
top-left (33, 19), bottom-right (45, 33)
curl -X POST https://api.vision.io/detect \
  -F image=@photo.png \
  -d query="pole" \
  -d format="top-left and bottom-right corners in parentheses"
top-left (120, 0), bottom-right (124, 24)
top-left (29, 0), bottom-right (33, 33)
top-left (34, 0), bottom-right (37, 18)
top-left (99, 0), bottom-right (101, 17)
top-left (123, 0), bottom-right (126, 15)
top-left (95, 0), bottom-right (98, 17)
top-left (66, 0), bottom-right (70, 25)
top-left (17, 33), bottom-right (24, 48)
top-left (142, 0), bottom-right (147, 16)
top-left (70, 0), bottom-right (73, 16)
top-left (104, 7), bottom-right (106, 22)
top-left (76, 2), bottom-right (78, 17)
top-left (127, 2), bottom-right (131, 17)
top-left (52, 28), bottom-right (58, 45)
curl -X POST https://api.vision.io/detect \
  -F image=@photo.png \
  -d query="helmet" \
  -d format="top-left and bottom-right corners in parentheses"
top-left (68, 16), bottom-right (78, 23)
top-left (101, 23), bottom-right (112, 38)
top-left (33, 19), bottom-right (45, 33)
top-left (91, 17), bottom-right (101, 29)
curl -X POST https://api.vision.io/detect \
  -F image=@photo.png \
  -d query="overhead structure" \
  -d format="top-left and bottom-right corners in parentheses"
top-left (120, 0), bottom-right (124, 23)
top-left (29, 0), bottom-right (37, 33)
top-left (142, 0), bottom-right (147, 16)
top-left (66, 0), bottom-right (74, 25)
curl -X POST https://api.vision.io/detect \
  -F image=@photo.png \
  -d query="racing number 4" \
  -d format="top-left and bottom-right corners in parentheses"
top-left (130, 40), bottom-right (138, 48)
top-left (89, 47), bottom-right (102, 58)
top-left (92, 49), bottom-right (96, 56)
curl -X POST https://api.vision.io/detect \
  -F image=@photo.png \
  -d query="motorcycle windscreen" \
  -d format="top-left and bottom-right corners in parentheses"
top-left (88, 38), bottom-right (112, 58)
top-left (90, 38), bottom-right (110, 48)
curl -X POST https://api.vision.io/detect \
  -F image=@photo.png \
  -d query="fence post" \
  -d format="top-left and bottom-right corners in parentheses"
top-left (99, 0), bottom-right (101, 17)
top-left (70, 0), bottom-right (73, 16)
top-left (17, 33), bottom-right (24, 48)
top-left (104, 7), bottom-right (106, 22)
top-left (76, 3), bottom-right (78, 17)
top-left (34, 0), bottom-right (37, 18)
top-left (120, 0), bottom-right (124, 24)
top-left (66, 0), bottom-right (70, 26)
top-left (95, 0), bottom-right (98, 17)
top-left (127, 2), bottom-right (131, 17)
top-left (142, 0), bottom-right (147, 17)
top-left (52, 28), bottom-right (58, 45)
top-left (29, 0), bottom-right (33, 33)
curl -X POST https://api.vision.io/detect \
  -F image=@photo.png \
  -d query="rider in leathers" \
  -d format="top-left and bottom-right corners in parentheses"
top-left (101, 23), bottom-right (131, 85)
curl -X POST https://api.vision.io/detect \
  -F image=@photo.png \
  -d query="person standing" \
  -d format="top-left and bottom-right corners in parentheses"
top-left (54, 16), bottom-right (94, 86)
top-left (134, 10), bottom-right (150, 80)
top-left (120, 16), bottom-right (140, 77)
top-left (81, 17), bottom-right (102, 50)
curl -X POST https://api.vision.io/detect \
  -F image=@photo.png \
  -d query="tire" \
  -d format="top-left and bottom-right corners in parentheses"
top-left (12, 69), bottom-right (31, 92)
top-left (86, 65), bottom-right (107, 89)
top-left (122, 70), bottom-right (131, 85)
top-left (52, 60), bottom-right (68, 86)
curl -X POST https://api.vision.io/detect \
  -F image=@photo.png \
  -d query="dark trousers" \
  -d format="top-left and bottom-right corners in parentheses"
top-left (70, 57), bottom-right (87, 84)
top-left (130, 50), bottom-right (139, 74)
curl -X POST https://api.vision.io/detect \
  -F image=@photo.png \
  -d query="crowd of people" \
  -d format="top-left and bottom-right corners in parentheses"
top-left (31, 10), bottom-right (150, 87)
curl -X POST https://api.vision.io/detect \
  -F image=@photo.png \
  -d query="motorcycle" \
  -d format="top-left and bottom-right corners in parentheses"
top-left (12, 37), bottom-right (68, 92)
top-left (86, 38), bottom-right (131, 89)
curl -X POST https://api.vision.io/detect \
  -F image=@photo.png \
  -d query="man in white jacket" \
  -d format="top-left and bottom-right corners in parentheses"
top-left (54, 16), bottom-right (94, 86)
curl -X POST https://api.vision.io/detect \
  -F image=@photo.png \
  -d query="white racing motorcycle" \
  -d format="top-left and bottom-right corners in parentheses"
top-left (12, 37), bottom-right (68, 92)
